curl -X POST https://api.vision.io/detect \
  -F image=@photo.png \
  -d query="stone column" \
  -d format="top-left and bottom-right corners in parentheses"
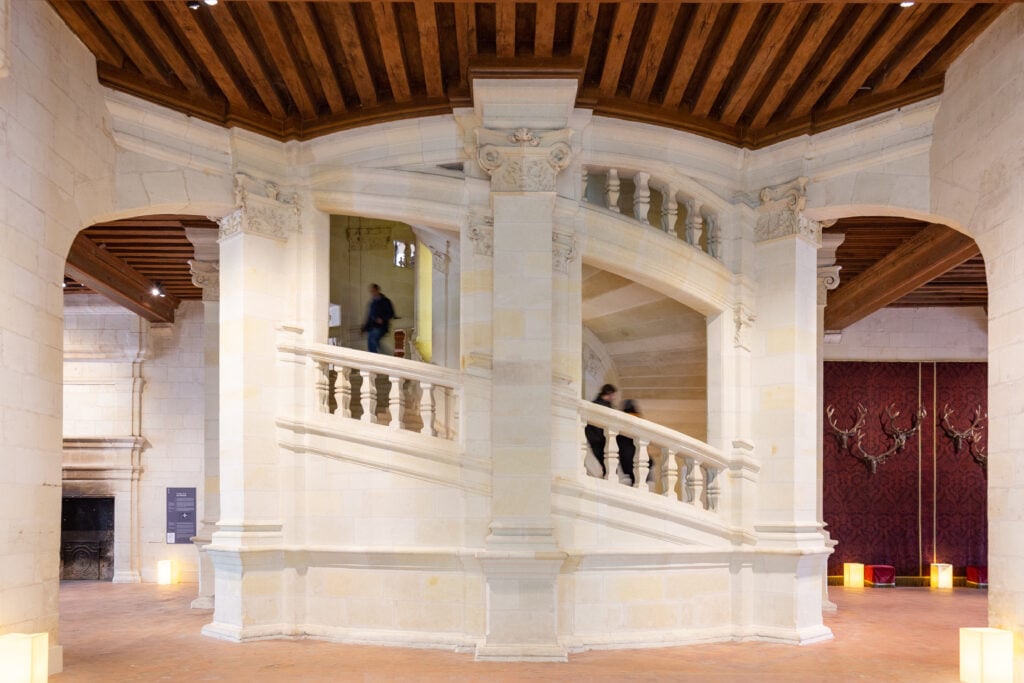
top-left (470, 79), bottom-right (577, 661)
top-left (749, 178), bottom-right (832, 643)
top-left (186, 229), bottom-right (220, 609)
top-left (203, 176), bottom-right (298, 641)
top-left (816, 233), bottom-right (844, 613)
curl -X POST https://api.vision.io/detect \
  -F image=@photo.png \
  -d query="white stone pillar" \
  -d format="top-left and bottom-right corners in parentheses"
top-left (470, 79), bottom-right (577, 661)
top-left (186, 229), bottom-right (220, 609)
top-left (749, 178), bottom-right (831, 643)
top-left (816, 233), bottom-right (843, 613)
top-left (203, 177), bottom-right (299, 641)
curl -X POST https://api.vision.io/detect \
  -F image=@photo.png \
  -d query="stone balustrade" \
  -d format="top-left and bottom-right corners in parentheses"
top-left (579, 400), bottom-right (726, 513)
top-left (581, 165), bottom-right (722, 260)
top-left (299, 343), bottom-right (461, 440)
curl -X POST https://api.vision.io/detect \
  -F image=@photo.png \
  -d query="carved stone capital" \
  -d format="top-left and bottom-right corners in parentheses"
top-left (346, 226), bottom-right (392, 251)
top-left (219, 174), bottom-right (300, 242)
top-left (475, 127), bottom-right (573, 192)
top-left (817, 265), bottom-right (842, 304)
top-left (552, 231), bottom-right (577, 274)
top-left (755, 177), bottom-right (821, 245)
top-left (188, 260), bottom-right (220, 302)
top-left (734, 304), bottom-right (756, 351)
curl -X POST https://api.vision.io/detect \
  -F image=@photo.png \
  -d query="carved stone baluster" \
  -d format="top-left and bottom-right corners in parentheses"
top-left (388, 375), bottom-right (403, 430)
top-left (684, 199), bottom-right (703, 247)
top-left (683, 457), bottom-right (701, 504)
top-left (604, 169), bottom-right (621, 213)
top-left (661, 190), bottom-right (679, 235)
top-left (662, 449), bottom-right (679, 500)
top-left (360, 370), bottom-right (377, 423)
top-left (336, 366), bottom-right (352, 418)
top-left (316, 362), bottom-right (330, 413)
top-left (632, 172), bottom-right (651, 225)
top-left (420, 382), bottom-right (436, 436)
top-left (705, 214), bottom-right (721, 259)
top-left (635, 439), bottom-right (651, 491)
top-left (704, 466), bottom-right (720, 511)
top-left (581, 166), bottom-right (589, 203)
top-left (580, 416), bottom-right (591, 476)
top-left (604, 429), bottom-right (620, 482)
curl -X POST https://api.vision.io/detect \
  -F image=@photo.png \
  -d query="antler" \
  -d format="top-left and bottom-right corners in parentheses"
top-left (826, 403), bottom-right (925, 474)
top-left (826, 403), bottom-right (867, 451)
top-left (940, 404), bottom-right (987, 475)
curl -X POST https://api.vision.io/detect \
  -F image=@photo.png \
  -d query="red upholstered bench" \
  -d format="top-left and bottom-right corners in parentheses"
top-left (967, 566), bottom-right (988, 587)
top-left (865, 565), bottom-right (896, 586)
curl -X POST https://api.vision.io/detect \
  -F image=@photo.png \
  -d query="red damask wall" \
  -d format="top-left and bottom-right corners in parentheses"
top-left (823, 362), bottom-right (987, 576)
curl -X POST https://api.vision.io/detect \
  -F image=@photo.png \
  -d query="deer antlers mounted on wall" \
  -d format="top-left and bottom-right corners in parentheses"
top-left (939, 404), bottom-right (987, 475)
top-left (826, 403), bottom-right (927, 474)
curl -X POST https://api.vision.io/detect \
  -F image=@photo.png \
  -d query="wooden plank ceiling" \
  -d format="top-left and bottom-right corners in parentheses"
top-left (48, 1), bottom-right (1007, 148)
top-left (65, 215), bottom-right (219, 304)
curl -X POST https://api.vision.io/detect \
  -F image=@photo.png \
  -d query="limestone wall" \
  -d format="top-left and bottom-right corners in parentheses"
top-left (824, 306), bottom-right (987, 362)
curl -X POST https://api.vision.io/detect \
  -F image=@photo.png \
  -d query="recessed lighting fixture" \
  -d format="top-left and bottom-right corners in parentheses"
top-left (204, 0), bottom-right (218, 5)
top-left (150, 282), bottom-right (166, 298)
top-left (186, 0), bottom-right (201, 9)
top-left (899, 1), bottom-right (915, 7)
top-left (858, 85), bottom-right (873, 92)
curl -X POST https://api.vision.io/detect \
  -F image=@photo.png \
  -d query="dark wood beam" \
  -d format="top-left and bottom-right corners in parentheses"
top-left (629, 3), bottom-right (681, 103)
top-left (597, 1), bottom-right (640, 98)
top-left (875, 5), bottom-right (970, 92)
top-left (289, 4), bottom-right (347, 113)
top-left (414, 0), bottom-right (445, 98)
top-left (65, 235), bottom-right (180, 324)
top-left (327, 3), bottom-right (379, 107)
top-left (249, 3), bottom-right (318, 119)
top-left (372, 2), bottom-right (412, 102)
top-left (824, 224), bottom-right (980, 331)
top-left (661, 4), bottom-right (719, 109)
top-left (691, 3), bottom-right (761, 118)
top-left (533, 0), bottom-right (557, 58)
top-left (570, 3), bottom-right (600, 74)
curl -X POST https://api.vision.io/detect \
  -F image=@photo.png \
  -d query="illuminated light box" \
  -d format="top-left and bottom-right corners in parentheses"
top-left (931, 563), bottom-right (953, 589)
top-left (960, 627), bottom-right (1013, 683)
top-left (157, 559), bottom-right (177, 585)
top-left (843, 562), bottom-right (865, 588)
top-left (0, 632), bottom-right (48, 683)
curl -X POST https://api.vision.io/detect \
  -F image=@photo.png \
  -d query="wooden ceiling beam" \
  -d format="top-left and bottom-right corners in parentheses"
top-left (84, 0), bottom-right (171, 86)
top-left (495, 1), bottom-right (516, 59)
top-left (162, 0), bottom-right (249, 110)
top-left (533, 0), bottom-right (557, 58)
top-left (129, 2), bottom-right (204, 92)
top-left (824, 224), bottom-right (981, 330)
top-left (371, 2), bottom-right (413, 103)
top-left (216, 5), bottom-right (288, 119)
top-left (597, 2), bottom-right (640, 98)
top-left (919, 4), bottom-right (1007, 78)
top-left (570, 3), bottom-right (600, 75)
top-left (691, 3), bottom-right (761, 118)
top-left (48, 0), bottom-right (124, 67)
top-left (720, 4), bottom-right (806, 126)
top-left (454, 3), bottom-right (475, 88)
top-left (65, 234), bottom-right (180, 324)
top-left (747, 4), bottom-right (844, 131)
top-left (289, 4), bottom-right (347, 113)
top-left (328, 4), bottom-right (378, 107)
top-left (414, 1), bottom-right (445, 98)
top-left (629, 3), bottom-right (681, 103)
top-left (876, 5), bottom-right (970, 92)
top-left (249, 2), bottom-right (318, 119)
top-left (661, 4), bottom-right (719, 109)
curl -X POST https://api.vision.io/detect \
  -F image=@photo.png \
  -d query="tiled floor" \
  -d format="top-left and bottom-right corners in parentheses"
top-left (56, 582), bottom-right (985, 681)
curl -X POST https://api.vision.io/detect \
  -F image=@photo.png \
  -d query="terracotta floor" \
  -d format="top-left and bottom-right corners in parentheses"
top-left (56, 582), bottom-right (985, 682)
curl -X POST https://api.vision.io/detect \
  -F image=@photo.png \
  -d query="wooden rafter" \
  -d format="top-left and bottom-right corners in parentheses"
top-left (533, 0), bottom-right (557, 58)
top-left (690, 3), bottom-right (761, 118)
top-left (629, 3), bottom-right (681, 103)
top-left (824, 224), bottom-right (981, 331)
top-left (249, 2), bottom-right (318, 119)
top-left (65, 234), bottom-right (181, 323)
top-left (289, 3), bottom-right (347, 112)
top-left (328, 3), bottom-right (378, 107)
top-left (415, 0), bottom-right (445, 98)
top-left (661, 4), bottom-right (720, 109)
top-left (131, 1), bottom-right (204, 92)
top-left (371, 2), bottom-right (412, 103)
top-left (597, 2), bottom-right (640, 98)
top-left (216, 5), bottom-right (288, 119)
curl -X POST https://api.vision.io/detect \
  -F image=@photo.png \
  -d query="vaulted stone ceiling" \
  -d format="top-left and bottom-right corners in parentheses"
top-left (48, 1), bottom-right (1007, 148)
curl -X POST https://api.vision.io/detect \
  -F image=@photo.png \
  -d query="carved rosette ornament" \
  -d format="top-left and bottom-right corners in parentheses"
top-left (475, 127), bottom-right (573, 192)
top-left (219, 173), bottom-right (300, 242)
top-left (188, 260), bottom-right (220, 302)
top-left (755, 177), bottom-right (821, 245)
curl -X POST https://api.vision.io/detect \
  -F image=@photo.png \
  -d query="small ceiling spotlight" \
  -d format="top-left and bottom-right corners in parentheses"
top-left (61, 279), bottom-right (68, 289)
top-left (899, 1), bottom-right (915, 7)
top-left (204, 0), bottom-right (218, 5)
top-left (150, 282), bottom-right (166, 298)
top-left (186, 0), bottom-right (201, 9)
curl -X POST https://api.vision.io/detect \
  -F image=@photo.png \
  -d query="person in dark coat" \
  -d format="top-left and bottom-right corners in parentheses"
top-left (616, 399), bottom-right (640, 485)
top-left (585, 384), bottom-right (617, 477)
top-left (361, 283), bottom-right (395, 353)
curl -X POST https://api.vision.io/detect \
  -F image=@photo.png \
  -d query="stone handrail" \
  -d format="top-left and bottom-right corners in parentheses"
top-left (581, 164), bottom-right (721, 260)
top-left (580, 400), bottom-right (726, 513)
top-left (288, 341), bottom-right (461, 440)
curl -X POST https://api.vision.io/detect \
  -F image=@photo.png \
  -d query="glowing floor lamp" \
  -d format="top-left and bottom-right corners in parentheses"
top-left (157, 559), bottom-right (177, 585)
top-left (931, 563), bottom-right (953, 589)
top-left (960, 627), bottom-right (1013, 683)
top-left (0, 632), bottom-right (48, 683)
top-left (843, 562), bottom-right (865, 587)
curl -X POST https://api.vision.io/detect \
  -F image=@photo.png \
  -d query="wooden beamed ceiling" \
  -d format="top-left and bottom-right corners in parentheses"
top-left (48, 1), bottom-right (1007, 148)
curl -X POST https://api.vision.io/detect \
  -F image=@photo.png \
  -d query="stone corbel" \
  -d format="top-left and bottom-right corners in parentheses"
top-left (755, 177), bottom-right (821, 245)
top-left (475, 127), bottom-right (573, 192)
top-left (218, 173), bottom-right (300, 242)
top-left (817, 265), bottom-right (841, 304)
top-left (188, 260), bottom-right (220, 302)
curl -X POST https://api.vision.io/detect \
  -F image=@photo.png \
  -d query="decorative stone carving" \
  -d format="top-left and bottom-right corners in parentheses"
top-left (817, 233), bottom-right (845, 304)
top-left (219, 173), bottom-right (300, 242)
top-left (817, 265), bottom-right (842, 303)
top-left (552, 231), bottom-right (577, 274)
top-left (467, 210), bottom-right (494, 257)
top-left (475, 127), bottom-right (573, 192)
top-left (430, 245), bottom-right (450, 275)
top-left (347, 226), bottom-right (392, 251)
top-left (734, 304), bottom-right (756, 351)
top-left (705, 214), bottom-right (721, 259)
top-left (684, 199), bottom-right (703, 246)
top-left (188, 260), bottom-right (220, 302)
top-left (755, 177), bottom-right (821, 245)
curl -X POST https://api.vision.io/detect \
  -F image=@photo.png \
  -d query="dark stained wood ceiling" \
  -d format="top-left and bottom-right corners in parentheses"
top-left (65, 215), bottom-right (219, 301)
top-left (48, 1), bottom-right (1008, 148)
top-left (827, 217), bottom-right (986, 328)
